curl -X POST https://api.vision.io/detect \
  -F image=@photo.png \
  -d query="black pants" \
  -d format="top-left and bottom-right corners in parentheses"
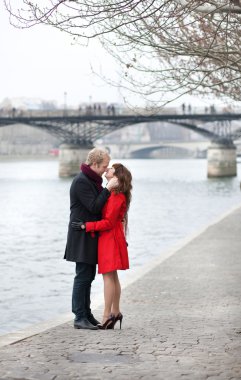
top-left (72, 262), bottom-right (96, 320)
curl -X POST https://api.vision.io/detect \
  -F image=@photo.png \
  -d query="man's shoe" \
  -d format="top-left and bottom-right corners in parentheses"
top-left (74, 318), bottom-right (98, 330)
top-left (88, 314), bottom-right (100, 326)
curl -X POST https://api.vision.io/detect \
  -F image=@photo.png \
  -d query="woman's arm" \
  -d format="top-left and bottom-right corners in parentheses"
top-left (75, 179), bottom-right (110, 214)
top-left (86, 194), bottom-right (125, 232)
top-left (73, 177), bottom-right (118, 214)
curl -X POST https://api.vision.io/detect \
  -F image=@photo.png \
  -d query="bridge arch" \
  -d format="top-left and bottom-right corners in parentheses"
top-left (2, 112), bottom-right (240, 145)
top-left (130, 145), bottom-right (197, 159)
top-left (1, 112), bottom-right (240, 177)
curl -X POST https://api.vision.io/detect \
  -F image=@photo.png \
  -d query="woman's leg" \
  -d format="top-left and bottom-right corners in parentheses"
top-left (111, 271), bottom-right (121, 316)
top-left (102, 272), bottom-right (115, 322)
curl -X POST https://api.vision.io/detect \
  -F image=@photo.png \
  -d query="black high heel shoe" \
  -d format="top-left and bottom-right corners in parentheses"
top-left (97, 314), bottom-right (115, 330)
top-left (114, 312), bottom-right (123, 329)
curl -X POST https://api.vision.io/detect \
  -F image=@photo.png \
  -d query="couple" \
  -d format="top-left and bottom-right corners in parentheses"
top-left (64, 148), bottom-right (132, 330)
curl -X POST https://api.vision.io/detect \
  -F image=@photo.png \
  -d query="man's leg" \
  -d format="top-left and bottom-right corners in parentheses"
top-left (72, 262), bottom-right (98, 330)
top-left (85, 264), bottom-right (100, 325)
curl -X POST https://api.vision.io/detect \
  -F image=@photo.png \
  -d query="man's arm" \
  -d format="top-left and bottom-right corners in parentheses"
top-left (75, 177), bottom-right (118, 214)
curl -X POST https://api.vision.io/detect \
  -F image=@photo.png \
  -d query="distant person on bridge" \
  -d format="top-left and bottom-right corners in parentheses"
top-left (64, 148), bottom-right (118, 330)
top-left (111, 105), bottom-right (116, 115)
top-left (72, 163), bottom-right (132, 330)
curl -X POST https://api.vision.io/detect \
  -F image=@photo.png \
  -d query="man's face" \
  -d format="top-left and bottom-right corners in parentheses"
top-left (91, 156), bottom-right (110, 176)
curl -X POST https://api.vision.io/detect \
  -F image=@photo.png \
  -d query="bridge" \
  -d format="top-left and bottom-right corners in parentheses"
top-left (0, 112), bottom-right (241, 177)
top-left (102, 141), bottom-right (211, 159)
top-left (1, 113), bottom-right (241, 145)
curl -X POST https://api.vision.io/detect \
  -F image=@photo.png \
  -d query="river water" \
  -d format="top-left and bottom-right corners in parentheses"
top-left (0, 158), bottom-right (240, 336)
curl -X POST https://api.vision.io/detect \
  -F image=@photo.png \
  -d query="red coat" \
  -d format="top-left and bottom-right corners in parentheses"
top-left (86, 192), bottom-right (129, 274)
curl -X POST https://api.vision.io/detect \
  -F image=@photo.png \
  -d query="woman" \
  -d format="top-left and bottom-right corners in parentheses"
top-left (72, 163), bottom-right (132, 330)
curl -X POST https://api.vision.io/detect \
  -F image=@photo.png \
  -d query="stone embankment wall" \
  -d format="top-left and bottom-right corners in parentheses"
top-left (0, 124), bottom-right (59, 156)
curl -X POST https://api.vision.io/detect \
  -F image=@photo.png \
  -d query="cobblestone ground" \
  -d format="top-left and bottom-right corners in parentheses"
top-left (0, 207), bottom-right (241, 380)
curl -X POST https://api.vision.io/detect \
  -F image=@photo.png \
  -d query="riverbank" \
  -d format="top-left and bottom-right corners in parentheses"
top-left (0, 204), bottom-right (241, 379)
top-left (1, 158), bottom-right (240, 337)
top-left (0, 154), bottom-right (58, 161)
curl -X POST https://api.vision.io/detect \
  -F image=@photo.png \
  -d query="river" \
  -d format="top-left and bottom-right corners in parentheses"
top-left (0, 158), bottom-right (240, 335)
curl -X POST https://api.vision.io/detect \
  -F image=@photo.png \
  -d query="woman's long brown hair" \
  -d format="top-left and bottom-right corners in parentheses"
top-left (112, 163), bottom-right (132, 233)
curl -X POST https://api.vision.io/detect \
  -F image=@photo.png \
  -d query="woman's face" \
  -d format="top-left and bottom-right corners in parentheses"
top-left (105, 167), bottom-right (115, 181)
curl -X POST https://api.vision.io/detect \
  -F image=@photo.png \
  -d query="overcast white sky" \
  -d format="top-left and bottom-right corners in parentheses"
top-left (0, 2), bottom-right (124, 108)
top-left (0, 3), bottom-right (237, 110)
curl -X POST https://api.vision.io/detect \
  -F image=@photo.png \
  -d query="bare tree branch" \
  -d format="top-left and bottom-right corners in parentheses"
top-left (4, 0), bottom-right (241, 106)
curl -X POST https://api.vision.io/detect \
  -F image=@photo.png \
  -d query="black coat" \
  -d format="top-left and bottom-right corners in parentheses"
top-left (64, 172), bottom-right (110, 264)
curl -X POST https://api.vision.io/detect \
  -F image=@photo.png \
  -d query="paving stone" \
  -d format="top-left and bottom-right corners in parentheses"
top-left (1, 206), bottom-right (241, 378)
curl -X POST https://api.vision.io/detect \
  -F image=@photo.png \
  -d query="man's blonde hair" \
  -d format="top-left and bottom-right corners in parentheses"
top-left (86, 148), bottom-right (110, 165)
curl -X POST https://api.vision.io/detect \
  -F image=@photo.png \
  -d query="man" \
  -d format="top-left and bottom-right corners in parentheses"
top-left (64, 148), bottom-right (118, 330)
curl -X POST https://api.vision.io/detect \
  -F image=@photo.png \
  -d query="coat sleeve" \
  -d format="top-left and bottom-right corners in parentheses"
top-left (86, 194), bottom-right (124, 232)
top-left (75, 178), bottom-right (110, 214)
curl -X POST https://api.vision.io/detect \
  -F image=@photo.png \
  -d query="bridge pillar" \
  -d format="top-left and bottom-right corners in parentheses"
top-left (207, 140), bottom-right (237, 178)
top-left (58, 144), bottom-right (92, 177)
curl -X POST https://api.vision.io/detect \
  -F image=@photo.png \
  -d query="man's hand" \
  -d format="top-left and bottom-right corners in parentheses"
top-left (71, 220), bottom-right (86, 230)
top-left (106, 176), bottom-right (119, 191)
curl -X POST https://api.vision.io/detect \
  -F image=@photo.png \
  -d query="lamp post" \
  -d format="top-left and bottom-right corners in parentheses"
top-left (63, 91), bottom-right (67, 116)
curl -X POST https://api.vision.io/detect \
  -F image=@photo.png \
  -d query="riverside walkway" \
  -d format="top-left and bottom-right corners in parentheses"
top-left (0, 205), bottom-right (241, 379)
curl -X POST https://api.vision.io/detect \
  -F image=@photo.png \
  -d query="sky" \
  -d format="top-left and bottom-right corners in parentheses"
top-left (0, 2), bottom-right (237, 111)
top-left (0, 2), bottom-right (123, 108)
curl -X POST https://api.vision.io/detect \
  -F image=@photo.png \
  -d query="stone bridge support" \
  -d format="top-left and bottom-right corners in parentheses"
top-left (207, 141), bottom-right (237, 178)
top-left (58, 144), bottom-right (92, 177)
